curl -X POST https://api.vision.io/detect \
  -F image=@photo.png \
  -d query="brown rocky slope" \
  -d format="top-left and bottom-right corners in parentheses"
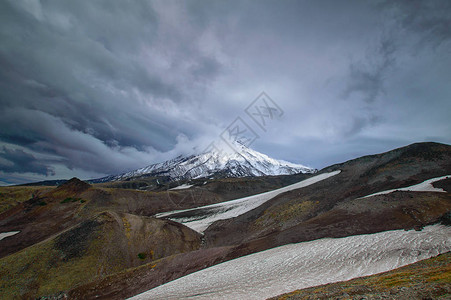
top-left (0, 142), bottom-right (450, 299)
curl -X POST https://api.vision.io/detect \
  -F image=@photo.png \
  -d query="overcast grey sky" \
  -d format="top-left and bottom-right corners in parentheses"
top-left (0, 0), bottom-right (450, 185)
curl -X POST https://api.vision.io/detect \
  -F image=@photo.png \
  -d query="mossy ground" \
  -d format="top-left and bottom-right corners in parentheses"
top-left (0, 186), bottom-right (53, 213)
top-left (0, 211), bottom-right (201, 299)
top-left (0, 223), bottom-right (120, 298)
top-left (254, 200), bottom-right (319, 229)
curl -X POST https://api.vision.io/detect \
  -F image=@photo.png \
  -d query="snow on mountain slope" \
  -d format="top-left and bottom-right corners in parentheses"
top-left (95, 142), bottom-right (313, 182)
top-left (362, 175), bottom-right (450, 198)
top-left (128, 225), bottom-right (451, 300)
top-left (156, 170), bottom-right (340, 233)
top-left (0, 231), bottom-right (20, 241)
top-left (169, 184), bottom-right (194, 190)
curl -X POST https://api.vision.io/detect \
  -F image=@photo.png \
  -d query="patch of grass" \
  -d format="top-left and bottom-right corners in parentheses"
top-left (60, 197), bottom-right (82, 204)
top-left (374, 272), bottom-right (412, 288)
top-left (61, 197), bottom-right (71, 203)
top-left (137, 253), bottom-right (147, 260)
top-left (255, 200), bottom-right (319, 228)
top-left (425, 271), bottom-right (451, 283)
top-left (122, 217), bottom-right (132, 239)
top-left (0, 186), bottom-right (52, 213)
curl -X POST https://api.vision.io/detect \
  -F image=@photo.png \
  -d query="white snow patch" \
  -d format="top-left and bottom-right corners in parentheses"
top-left (128, 225), bottom-right (451, 300)
top-left (156, 170), bottom-right (341, 233)
top-left (169, 184), bottom-right (193, 190)
top-left (362, 175), bottom-right (450, 198)
top-left (0, 231), bottom-right (20, 241)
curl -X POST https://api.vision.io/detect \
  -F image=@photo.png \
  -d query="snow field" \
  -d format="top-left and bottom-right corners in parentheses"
top-left (157, 170), bottom-right (341, 233)
top-left (362, 175), bottom-right (450, 198)
top-left (129, 225), bottom-right (451, 300)
top-left (169, 184), bottom-right (194, 190)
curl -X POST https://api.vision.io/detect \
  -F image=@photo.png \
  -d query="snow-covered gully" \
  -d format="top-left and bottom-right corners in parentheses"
top-left (129, 225), bottom-right (451, 300)
top-left (156, 170), bottom-right (341, 233)
top-left (169, 184), bottom-right (194, 190)
top-left (0, 231), bottom-right (20, 241)
top-left (362, 174), bottom-right (450, 198)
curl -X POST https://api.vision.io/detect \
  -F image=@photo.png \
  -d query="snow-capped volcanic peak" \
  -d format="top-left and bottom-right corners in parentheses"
top-left (105, 142), bottom-right (314, 182)
top-left (199, 142), bottom-right (312, 177)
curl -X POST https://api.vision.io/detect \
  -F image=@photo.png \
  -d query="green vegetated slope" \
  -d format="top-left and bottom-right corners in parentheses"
top-left (0, 211), bottom-right (201, 298)
top-left (0, 185), bottom-right (53, 214)
top-left (0, 177), bottom-right (220, 259)
top-left (270, 252), bottom-right (451, 300)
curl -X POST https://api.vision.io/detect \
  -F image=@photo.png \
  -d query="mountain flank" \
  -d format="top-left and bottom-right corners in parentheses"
top-left (0, 142), bottom-right (450, 299)
top-left (0, 211), bottom-right (201, 298)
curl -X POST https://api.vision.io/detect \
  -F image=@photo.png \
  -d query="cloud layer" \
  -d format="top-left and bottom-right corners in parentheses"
top-left (0, 0), bottom-right (450, 184)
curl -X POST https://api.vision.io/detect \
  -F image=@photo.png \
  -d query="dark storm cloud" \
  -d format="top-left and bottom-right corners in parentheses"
top-left (384, 0), bottom-right (451, 47)
top-left (335, 1), bottom-right (450, 140)
top-left (0, 0), bottom-right (225, 181)
top-left (0, 147), bottom-right (54, 176)
top-left (343, 37), bottom-right (396, 104)
top-left (0, 0), bottom-right (450, 184)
